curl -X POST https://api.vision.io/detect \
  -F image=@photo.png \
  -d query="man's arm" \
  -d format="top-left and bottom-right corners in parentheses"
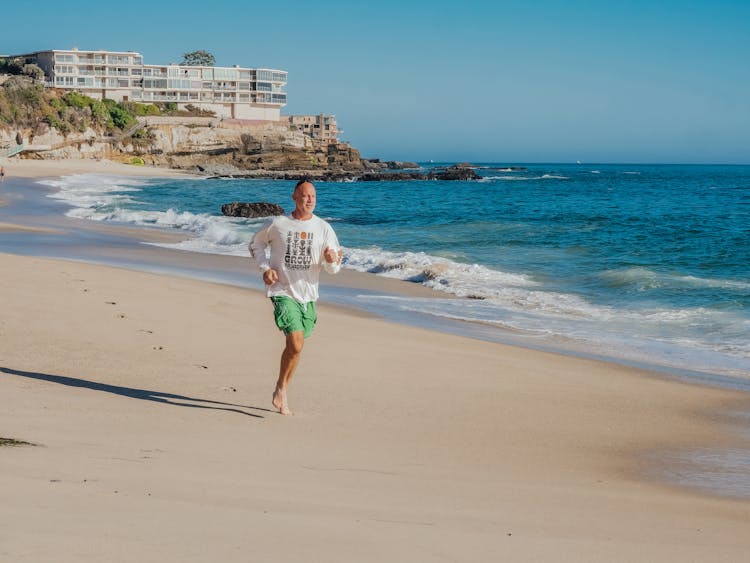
top-left (249, 219), bottom-right (273, 273)
top-left (322, 227), bottom-right (342, 275)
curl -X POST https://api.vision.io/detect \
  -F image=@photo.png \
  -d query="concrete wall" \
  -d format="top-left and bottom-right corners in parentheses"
top-left (143, 116), bottom-right (219, 127)
top-left (234, 104), bottom-right (281, 121)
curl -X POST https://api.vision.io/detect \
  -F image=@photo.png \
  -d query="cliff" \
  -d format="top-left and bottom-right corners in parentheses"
top-left (2, 115), bottom-right (372, 177)
top-left (2, 78), bottom-right (473, 180)
top-left (137, 118), bottom-right (368, 176)
top-left (1, 79), bottom-right (471, 180)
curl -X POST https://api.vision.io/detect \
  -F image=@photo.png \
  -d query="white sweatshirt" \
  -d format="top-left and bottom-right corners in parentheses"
top-left (249, 213), bottom-right (341, 303)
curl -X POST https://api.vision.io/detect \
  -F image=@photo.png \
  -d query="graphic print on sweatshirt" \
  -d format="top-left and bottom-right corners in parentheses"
top-left (284, 230), bottom-right (314, 270)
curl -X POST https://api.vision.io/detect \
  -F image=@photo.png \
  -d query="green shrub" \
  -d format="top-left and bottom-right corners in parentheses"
top-left (63, 91), bottom-right (94, 109)
top-left (49, 98), bottom-right (65, 112)
top-left (90, 99), bottom-right (109, 125)
top-left (44, 114), bottom-right (71, 135)
top-left (133, 102), bottom-right (161, 116)
top-left (108, 105), bottom-right (136, 130)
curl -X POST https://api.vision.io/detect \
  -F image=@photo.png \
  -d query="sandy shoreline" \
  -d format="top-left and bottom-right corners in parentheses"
top-left (2, 158), bottom-right (750, 561)
top-left (0, 156), bottom-right (195, 179)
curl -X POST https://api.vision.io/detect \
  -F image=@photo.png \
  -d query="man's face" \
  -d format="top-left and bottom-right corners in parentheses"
top-left (293, 182), bottom-right (316, 215)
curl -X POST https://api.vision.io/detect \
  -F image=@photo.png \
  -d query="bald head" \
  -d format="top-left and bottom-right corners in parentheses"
top-left (292, 180), bottom-right (316, 220)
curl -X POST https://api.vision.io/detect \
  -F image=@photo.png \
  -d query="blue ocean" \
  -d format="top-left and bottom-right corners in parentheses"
top-left (40, 163), bottom-right (750, 379)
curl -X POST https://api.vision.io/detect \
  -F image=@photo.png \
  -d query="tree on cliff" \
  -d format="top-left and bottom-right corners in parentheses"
top-left (181, 50), bottom-right (216, 66)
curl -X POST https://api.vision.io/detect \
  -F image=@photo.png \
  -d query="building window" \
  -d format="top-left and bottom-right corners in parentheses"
top-left (107, 55), bottom-right (130, 65)
top-left (144, 79), bottom-right (168, 89)
top-left (214, 68), bottom-right (239, 80)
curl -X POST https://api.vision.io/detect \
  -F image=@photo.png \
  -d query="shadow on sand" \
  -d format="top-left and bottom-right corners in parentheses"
top-left (1, 366), bottom-right (271, 418)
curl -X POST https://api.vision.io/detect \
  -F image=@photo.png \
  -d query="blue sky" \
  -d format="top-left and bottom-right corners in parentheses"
top-left (4, 0), bottom-right (749, 163)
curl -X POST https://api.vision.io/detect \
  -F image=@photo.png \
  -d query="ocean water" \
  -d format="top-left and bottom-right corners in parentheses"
top-left (39, 163), bottom-right (750, 379)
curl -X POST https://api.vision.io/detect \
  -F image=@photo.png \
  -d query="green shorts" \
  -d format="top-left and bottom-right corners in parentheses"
top-left (271, 296), bottom-right (317, 338)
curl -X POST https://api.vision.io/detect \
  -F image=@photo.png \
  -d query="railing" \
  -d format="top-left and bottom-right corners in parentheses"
top-left (114, 117), bottom-right (147, 141)
top-left (2, 144), bottom-right (24, 158)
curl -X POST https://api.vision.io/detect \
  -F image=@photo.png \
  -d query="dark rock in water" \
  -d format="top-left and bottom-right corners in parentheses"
top-left (358, 172), bottom-right (427, 181)
top-left (428, 166), bottom-right (481, 180)
top-left (386, 160), bottom-right (420, 170)
top-left (221, 202), bottom-right (284, 218)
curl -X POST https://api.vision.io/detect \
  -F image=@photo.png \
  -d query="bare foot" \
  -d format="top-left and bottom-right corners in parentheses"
top-left (272, 387), bottom-right (293, 415)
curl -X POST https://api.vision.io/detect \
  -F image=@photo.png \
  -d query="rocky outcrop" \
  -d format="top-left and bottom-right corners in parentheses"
top-left (123, 120), bottom-right (376, 177)
top-left (386, 160), bottom-right (420, 169)
top-left (336, 165), bottom-right (480, 182)
top-left (357, 172), bottom-right (427, 181)
top-left (361, 159), bottom-right (420, 170)
top-left (428, 165), bottom-right (481, 180)
top-left (221, 202), bottom-right (284, 218)
top-left (9, 118), bottom-right (482, 181)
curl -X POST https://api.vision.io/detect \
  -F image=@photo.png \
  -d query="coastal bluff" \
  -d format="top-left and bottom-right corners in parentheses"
top-left (2, 116), bottom-right (432, 180)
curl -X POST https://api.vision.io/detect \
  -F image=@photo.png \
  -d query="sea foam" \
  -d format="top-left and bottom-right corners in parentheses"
top-left (40, 169), bottom-right (750, 380)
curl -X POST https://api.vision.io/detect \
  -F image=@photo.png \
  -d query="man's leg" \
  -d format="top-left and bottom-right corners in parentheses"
top-left (272, 330), bottom-right (305, 415)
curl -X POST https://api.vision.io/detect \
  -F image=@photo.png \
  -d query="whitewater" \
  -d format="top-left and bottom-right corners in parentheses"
top-left (39, 163), bottom-right (750, 380)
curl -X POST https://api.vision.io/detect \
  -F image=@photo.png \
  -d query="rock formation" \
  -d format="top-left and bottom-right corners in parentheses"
top-left (221, 202), bottom-right (284, 218)
top-left (5, 117), bottom-right (484, 181)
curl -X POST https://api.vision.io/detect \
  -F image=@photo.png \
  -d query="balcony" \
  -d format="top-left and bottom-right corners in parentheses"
top-left (77, 57), bottom-right (105, 64)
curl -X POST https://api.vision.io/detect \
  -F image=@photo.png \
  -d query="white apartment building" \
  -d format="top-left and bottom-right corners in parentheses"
top-left (282, 114), bottom-right (341, 145)
top-left (11, 48), bottom-right (287, 120)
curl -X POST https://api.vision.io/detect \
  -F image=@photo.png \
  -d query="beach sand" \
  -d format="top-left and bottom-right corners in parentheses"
top-left (1, 159), bottom-right (750, 562)
top-left (0, 156), bottom-right (194, 179)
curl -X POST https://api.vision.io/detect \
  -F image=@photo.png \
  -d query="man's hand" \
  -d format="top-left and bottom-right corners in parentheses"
top-left (324, 247), bottom-right (342, 264)
top-left (262, 268), bottom-right (279, 285)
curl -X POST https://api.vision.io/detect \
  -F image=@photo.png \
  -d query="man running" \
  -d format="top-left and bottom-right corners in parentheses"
top-left (249, 179), bottom-right (342, 415)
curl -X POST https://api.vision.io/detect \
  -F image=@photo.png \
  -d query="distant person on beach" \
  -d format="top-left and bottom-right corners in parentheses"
top-left (0, 165), bottom-right (5, 182)
top-left (249, 179), bottom-right (342, 415)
